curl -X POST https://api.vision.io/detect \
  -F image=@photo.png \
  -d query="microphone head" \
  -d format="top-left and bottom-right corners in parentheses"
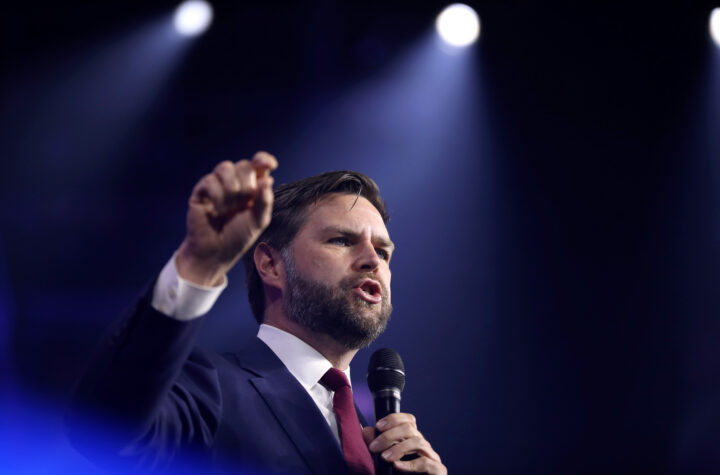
top-left (367, 348), bottom-right (405, 393)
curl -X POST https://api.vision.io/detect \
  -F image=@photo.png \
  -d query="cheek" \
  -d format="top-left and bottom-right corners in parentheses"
top-left (295, 247), bottom-right (331, 271)
top-left (309, 252), bottom-right (342, 272)
top-left (304, 252), bottom-right (346, 281)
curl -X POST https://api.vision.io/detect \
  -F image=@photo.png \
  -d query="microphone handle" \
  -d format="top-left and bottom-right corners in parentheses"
top-left (373, 391), bottom-right (401, 475)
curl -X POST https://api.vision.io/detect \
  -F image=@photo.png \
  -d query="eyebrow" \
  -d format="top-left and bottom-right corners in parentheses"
top-left (321, 226), bottom-right (395, 251)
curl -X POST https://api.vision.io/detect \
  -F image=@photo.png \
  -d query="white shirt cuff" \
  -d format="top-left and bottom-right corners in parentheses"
top-left (151, 253), bottom-right (227, 321)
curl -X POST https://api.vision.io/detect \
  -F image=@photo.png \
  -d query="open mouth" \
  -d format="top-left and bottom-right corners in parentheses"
top-left (353, 279), bottom-right (382, 304)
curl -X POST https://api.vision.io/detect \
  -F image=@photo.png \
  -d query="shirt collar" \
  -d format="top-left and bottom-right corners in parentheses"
top-left (257, 324), bottom-right (352, 390)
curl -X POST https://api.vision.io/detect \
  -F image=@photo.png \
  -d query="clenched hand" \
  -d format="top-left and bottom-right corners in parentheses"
top-left (176, 151), bottom-right (278, 286)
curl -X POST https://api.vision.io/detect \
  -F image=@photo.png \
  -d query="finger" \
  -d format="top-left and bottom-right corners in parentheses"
top-left (362, 426), bottom-right (375, 446)
top-left (252, 175), bottom-right (274, 227)
top-left (376, 413), bottom-right (417, 432)
top-left (394, 457), bottom-right (447, 475)
top-left (379, 435), bottom-right (440, 463)
top-left (192, 173), bottom-right (225, 215)
top-left (368, 423), bottom-right (417, 453)
top-left (234, 160), bottom-right (259, 202)
top-left (213, 160), bottom-right (240, 194)
top-left (251, 151), bottom-right (278, 177)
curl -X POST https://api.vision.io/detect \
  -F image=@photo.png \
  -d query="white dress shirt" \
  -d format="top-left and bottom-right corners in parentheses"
top-left (150, 254), bottom-right (349, 442)
top-left (257, 324), bottom-right (350, 442)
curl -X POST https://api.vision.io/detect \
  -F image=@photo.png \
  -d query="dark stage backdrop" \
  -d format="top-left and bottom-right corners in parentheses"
top-left (3, 1), bottom-right (720, 473)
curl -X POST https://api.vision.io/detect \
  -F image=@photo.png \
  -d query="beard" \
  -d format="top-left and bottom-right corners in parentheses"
top-left (281, 250), bottom-right (392, 350)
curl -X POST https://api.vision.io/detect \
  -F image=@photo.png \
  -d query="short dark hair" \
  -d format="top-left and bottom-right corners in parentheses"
top-left (242, 170), bottom-right (389, 323)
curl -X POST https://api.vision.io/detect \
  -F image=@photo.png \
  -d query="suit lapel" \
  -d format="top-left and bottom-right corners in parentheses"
top-left (235, 338), bottom-right (347, 475)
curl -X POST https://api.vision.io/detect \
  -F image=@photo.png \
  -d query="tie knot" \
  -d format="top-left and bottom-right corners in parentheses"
top-left (321, 368), bottom-right (350, 392)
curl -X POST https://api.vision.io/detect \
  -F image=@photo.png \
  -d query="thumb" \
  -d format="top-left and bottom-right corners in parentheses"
top-left (252, 175), bottom-right (274, 227)
top-left (362, 426), bottom-right (375, 447)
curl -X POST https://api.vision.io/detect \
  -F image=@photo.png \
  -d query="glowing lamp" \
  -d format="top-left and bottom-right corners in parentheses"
top-left (436, 4), bottom-right (480, 48)
top-left (712, 8), bottom-right (720, 47)
top-left (174, 0), bottom-right (213, 37)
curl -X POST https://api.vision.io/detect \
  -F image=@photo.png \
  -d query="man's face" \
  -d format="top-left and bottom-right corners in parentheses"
top-left (281, 193), bottom-right (393, 349)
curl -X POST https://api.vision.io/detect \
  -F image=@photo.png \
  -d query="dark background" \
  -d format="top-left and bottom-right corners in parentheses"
top-left (3, 0), bottom-right (720, 473)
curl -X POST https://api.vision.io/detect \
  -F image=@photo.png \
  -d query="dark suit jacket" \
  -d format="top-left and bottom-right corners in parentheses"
top-left (66, 289), bottom-right (367, 474)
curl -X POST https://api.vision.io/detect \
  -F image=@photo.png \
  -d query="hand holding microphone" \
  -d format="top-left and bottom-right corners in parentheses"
top-left (364, 349), bottom-right (447, 475)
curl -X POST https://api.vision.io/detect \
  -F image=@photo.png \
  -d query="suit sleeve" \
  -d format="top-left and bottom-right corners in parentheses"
top-left (65, 286), bottom-right (222, 472)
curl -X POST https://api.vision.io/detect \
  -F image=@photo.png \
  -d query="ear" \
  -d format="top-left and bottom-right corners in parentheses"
top-left (253, 242), bottom-right (285, 291)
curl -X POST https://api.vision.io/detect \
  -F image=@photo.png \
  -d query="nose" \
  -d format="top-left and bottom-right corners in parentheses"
top-left (353, 239), bottom-right (381, 273)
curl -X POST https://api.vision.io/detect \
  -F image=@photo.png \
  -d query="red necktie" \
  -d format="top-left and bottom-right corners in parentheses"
top-left (321, 368), bottom-right (375, 475)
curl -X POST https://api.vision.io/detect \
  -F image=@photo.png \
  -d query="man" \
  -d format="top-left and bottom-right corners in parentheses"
top-left (67, 152), bottom-right (446, 474)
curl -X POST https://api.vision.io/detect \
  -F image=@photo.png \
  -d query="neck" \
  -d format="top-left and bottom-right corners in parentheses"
top-left (263, 307), bottom-right (357, 370)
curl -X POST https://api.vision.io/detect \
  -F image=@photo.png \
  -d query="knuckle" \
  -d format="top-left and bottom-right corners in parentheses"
top-left (192, 179), bottom-right (206, 195)
top-left (403, 458), bottom-right (421, 470)
top-left (198, 175), bottom-right (217, 194)
top-left (236, 159), bottom-right (253, 171)
top-left (216, 160), bottom-right (234, 172)
top-left (206, 173), bottom-right (221, 185)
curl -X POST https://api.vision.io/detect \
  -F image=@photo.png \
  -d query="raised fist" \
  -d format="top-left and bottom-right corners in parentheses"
top-left (176, 151), bottom-right (278, 286)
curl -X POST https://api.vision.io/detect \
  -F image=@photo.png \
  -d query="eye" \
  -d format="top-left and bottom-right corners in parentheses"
top-left (376, 248), bottom-right (390, 261)
top-left (328, 237), bottom-right (350, 246)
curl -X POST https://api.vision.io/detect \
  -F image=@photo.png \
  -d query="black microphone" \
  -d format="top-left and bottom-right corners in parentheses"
top-left (366, 348), bottom-right (405, 475)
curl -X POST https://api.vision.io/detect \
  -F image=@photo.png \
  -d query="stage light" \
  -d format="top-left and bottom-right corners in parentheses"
top-left (712, 8), bottom-right (720, 47)
top-left (174, 0), bottom-right (213, 37)
top-left (435, 4), bottom-right (480, 48)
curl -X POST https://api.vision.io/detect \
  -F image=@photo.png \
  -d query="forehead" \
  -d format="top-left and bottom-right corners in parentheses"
top-left (299, 193), bottom-right (389, 237)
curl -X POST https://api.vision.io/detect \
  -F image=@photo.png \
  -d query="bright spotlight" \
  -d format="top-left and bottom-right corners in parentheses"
top-left (174, 0), bottom-right (213, 37)
top-left (712, 8), bottom-right (720, 47)
top-left (435, 4), bottom-right (480, 48)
